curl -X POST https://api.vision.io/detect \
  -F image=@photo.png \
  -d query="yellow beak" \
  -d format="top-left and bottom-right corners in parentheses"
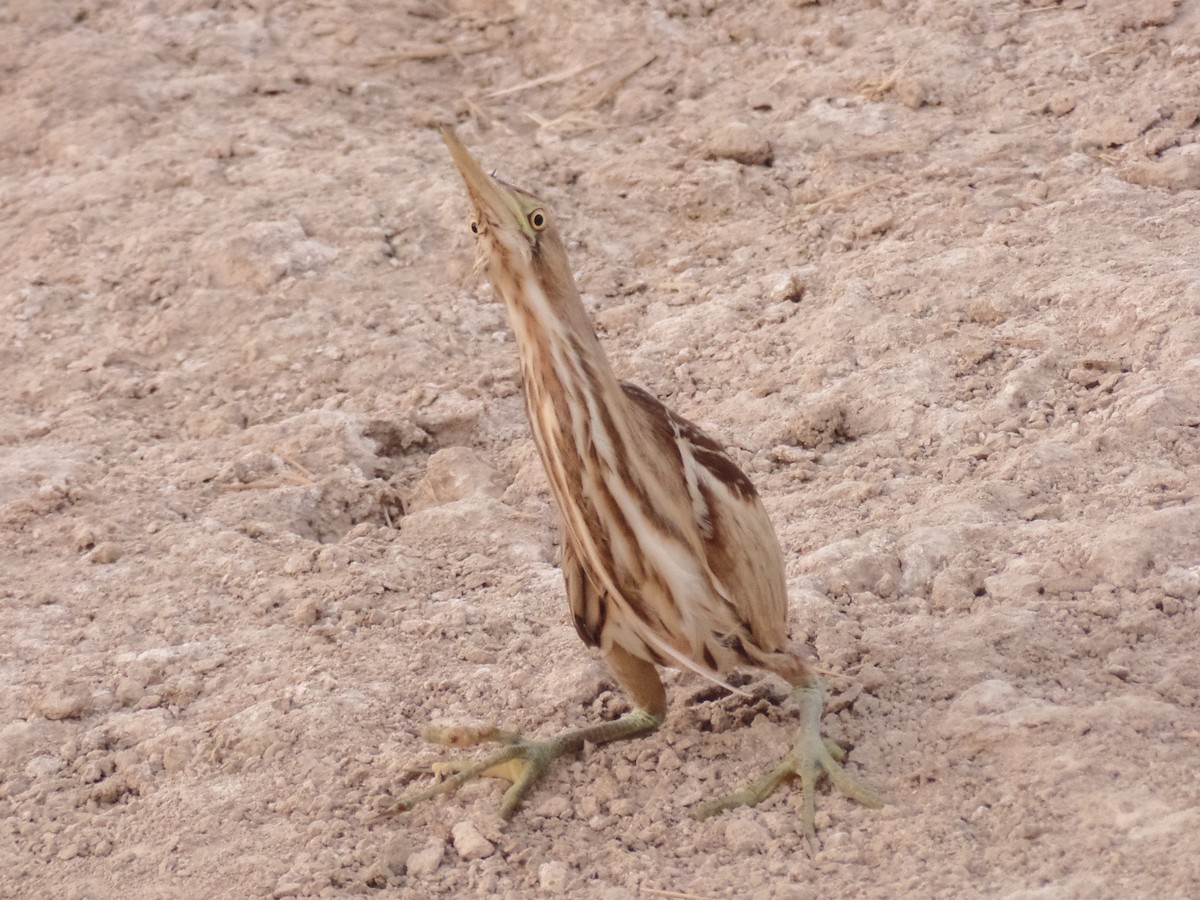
top-left (441, 127), bottom-right (528, 234)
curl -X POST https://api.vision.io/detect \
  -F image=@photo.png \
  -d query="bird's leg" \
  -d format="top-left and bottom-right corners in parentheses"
top-left (693, 676), bottom-right (883, 852)
top-left (386, 646), bottom-right (666, 820)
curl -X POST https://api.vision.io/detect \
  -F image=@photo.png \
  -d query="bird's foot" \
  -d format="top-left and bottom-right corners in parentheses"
top-left (692, 684), bottom-right (883, 852)
top-left (383, 708), bottom-right (663, 820)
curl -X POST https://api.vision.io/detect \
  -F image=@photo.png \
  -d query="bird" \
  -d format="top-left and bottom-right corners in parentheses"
top-left (391, 128), bottom-right (882, 848)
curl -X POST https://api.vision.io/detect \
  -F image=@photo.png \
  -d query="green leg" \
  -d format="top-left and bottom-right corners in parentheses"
top-left (693, 683), bottom-right (883, 851)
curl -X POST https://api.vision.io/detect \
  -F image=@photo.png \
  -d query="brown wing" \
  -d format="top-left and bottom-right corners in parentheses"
top-left (620, 382), bottom-right (791, 657)
top-left (562, 534), bottom-right (604, 648)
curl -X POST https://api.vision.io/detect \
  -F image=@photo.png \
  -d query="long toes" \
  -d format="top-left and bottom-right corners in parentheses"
top-left (692, 795), bottom-right (739, 821)
top-left (421, 725), bottom-right (520, 748)
top-left (823, 738), bottom-right (848, 763)
top-left (797, 754), bottom-right (820, 851)
top-left (825, 766), bottom-right (885, 809)
top-left (804, 737), bottom-right (885, 808)
top-left (498, 754), bottom-right (550, 819)
top-left (692, 757), bottom-right (798, 820)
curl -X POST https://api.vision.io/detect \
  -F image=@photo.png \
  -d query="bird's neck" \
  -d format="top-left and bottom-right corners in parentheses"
top-left (495, 267), bottom-right (624, 410)
top-left (508, 295), bottom-right (623, 415)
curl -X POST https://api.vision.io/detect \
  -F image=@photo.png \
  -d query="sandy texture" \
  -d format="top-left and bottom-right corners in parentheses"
top-left (3, 1), bottom-right (1200, 897)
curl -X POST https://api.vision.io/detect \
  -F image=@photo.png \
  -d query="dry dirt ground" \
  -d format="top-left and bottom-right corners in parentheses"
top-left (3, 0), bottom-right (1200, 898)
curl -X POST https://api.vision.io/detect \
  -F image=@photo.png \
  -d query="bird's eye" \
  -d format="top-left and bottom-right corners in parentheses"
top-left (469, 220), bottom-right (480, 235)
top-left (528, 209), bottom-right (547, 231)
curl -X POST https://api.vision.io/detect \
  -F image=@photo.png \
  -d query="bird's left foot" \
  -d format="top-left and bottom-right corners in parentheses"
top-left (693, 685), bottom-right (883, 851)
top-left (383, 725), bottom-right (561, 820)
top-left (381, 709), bottom-right (662, 820)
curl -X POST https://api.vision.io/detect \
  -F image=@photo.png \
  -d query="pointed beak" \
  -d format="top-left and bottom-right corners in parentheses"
top-left (441, 127), bottom-right (524, 231)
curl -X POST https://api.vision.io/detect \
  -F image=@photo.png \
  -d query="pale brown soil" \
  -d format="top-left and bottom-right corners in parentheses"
top-left (3, 1), bottom-right (1200, 898)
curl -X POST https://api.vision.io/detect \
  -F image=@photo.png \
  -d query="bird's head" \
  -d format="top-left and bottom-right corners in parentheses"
top-left (441, 128), bottom-right (579, 321)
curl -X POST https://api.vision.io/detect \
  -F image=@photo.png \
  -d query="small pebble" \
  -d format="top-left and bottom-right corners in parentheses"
top-left (768, 272), bottom-right (805, 304)
top-left (705, 122), bottom-right (774, 167)
top-left (895, 77), bottom-right (926, 109)
top-left (532, 795), bottom-right (572, 819)
top-left (451, 821), bottom-right (494, 860)
top-left (89, 542), bottom-right (122, 564)
top-left (380, 835), bottom-right (413, 878)
top-left (56, 843), bottom-right (81, 861)
top-left (725, 817), bottom-right (771, 854)
top-left (33, 684), bottom-right (93, 720)
top-left (406, 840), bottom-right (444, 876)
top-left (1161, 566), bottom-right (1200, 600)
top-left (283, 553), bottom-right (313, 575)
top-left (71, 524), bottom-right (99, 551)
top-left (657, 748), bottom-right (682, 771)
top-left (291, 598), bottom-right (322, 626)
top-left (539, 860), bottom-right (570, 893)
top-left (115, 677), bottom-right (145, 707)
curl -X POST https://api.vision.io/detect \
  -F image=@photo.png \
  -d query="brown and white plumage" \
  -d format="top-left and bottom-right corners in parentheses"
top-left (563, 381), bottom-right (796, 685)
top-left (392, 130), bottom-right (881, 847)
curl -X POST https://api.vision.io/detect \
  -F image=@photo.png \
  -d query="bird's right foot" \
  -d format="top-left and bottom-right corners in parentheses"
top-left (692, 684), bottom-right (883, 851)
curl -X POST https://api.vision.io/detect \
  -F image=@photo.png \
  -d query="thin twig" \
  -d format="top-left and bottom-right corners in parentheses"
top-left (804, 177), bottom-right (894, 211)
top-left (1018, 3), bottom-right (1072, 13)
top-left (575, 52), bottom-right (658, 110)
top-left (860, 52), bottom-right (914, 101)
top-left (221, 478), bottom-right (299, 492)
top-left (771, 177), bottom-right (895, 233)
top-left (484, 59), bottom-right (607, 100)
top-left (366, 41), bottom-right (495, 64)
top-left (524, 110), bottom-right (601, 133)
top-left (279, 453), bottom-right (315, 483)
top-left (640, 888), bottom-right (725, 900)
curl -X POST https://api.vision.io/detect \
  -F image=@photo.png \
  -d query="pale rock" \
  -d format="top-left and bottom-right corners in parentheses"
top-left (451, 821), bottom-right (495, 860)
top-left (412, 391), bottom-right (483, 445)
top-left (24, 754), bottom-right (63, 779)
top-left (895, 77), bottom-right (926, 109)
top-left (532, 795), bottom-right (573, 819)
top-left (898, 526), bottom-right (961, 596)
top-left (930, 568), bottom-right (976, 610)
top-left (800, 534), bottom-right (900, 598)
top-left (704, 122), bottom-right (774, 167)
top-left (1161, 566), bottom-right (1200, 600)
top-left (291, 598), bottom-right (322, 626)
top-left (983, 563), bottom-right (1043, 603)
top-left (725, 817), bottom-right (771, 854)
top-left (1117, 0), bottom-right (1179, 28)
top-left (538, 861), bottom-right (570, 893)
top-left (1090, 506), bottom-right (1200, 587)
top-left (406, 840), bottom-right (444, 876)
top-left (1123, 150), bottom-right (1200, 192)
top-left (408, 447), bottom-right (506, 513)
top-left (657, 747), bottom-right (682, 771)
top-left (89, 541), bottom-right (123, 564)
top-left (767, 271), bottom-right (805, 304)
top-left (380, 835), bottom-right (413, 878)
top-left (33, 684), bottom-right (93, 720)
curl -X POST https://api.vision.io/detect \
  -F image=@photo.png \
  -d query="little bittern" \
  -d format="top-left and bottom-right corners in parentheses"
top-left (394, 129), bottom-right (882, 848)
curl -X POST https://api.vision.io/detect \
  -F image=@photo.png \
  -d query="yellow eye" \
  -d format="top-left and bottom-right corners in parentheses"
top-left (528, 209), bottom-right (547, 230)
